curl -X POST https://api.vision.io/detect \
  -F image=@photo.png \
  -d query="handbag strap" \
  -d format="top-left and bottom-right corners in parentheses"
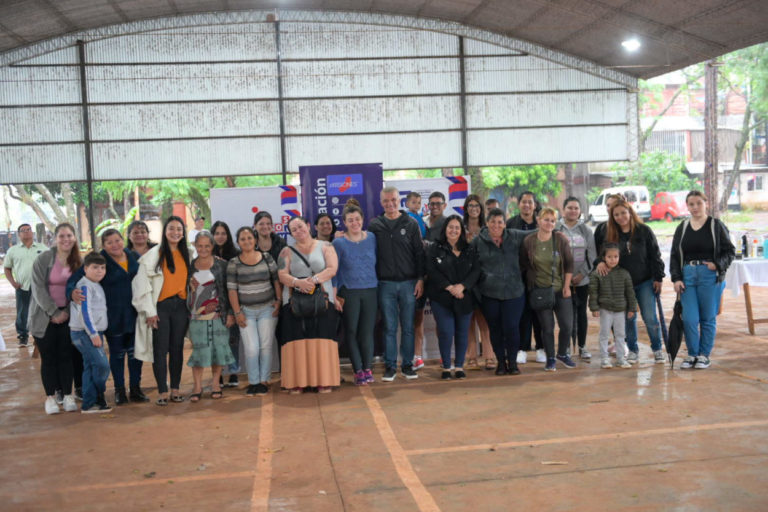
top-left (288, 245), bottom-right (314, 279)
top-left (549, 235), bottom-right (557, 287)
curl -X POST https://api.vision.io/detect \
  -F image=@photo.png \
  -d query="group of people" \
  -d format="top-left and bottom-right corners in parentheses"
top-left (4, 185), bottom-right (735, 415)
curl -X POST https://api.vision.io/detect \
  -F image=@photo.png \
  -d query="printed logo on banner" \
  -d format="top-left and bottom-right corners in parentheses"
top-left (278, 186), bottom-right (301, 235)
top-left (447, 176), bottom-right (468, 215)
top-left (327, 174), bottom-right (363, 195)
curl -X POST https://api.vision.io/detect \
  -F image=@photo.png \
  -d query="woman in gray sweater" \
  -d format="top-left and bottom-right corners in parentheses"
top-left (29, 223), bottom-right (83, 415)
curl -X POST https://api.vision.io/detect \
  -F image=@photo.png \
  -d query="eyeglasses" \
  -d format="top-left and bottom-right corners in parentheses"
top-left (18, 228), bottom-right (32, 233)
top-left (466, 204), bottom-right (481, 209)
top-left (428, 202), bottom-right (444, 207)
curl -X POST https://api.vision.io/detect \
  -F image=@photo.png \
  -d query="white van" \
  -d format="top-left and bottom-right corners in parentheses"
top-left (588, 186), bottom-right (651, 223)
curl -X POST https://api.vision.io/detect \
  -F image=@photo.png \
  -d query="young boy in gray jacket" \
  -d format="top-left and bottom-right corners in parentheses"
top-left (588, 243), bottom-right (638, 369)
top-left (69, 252), bottom-right (112, 414)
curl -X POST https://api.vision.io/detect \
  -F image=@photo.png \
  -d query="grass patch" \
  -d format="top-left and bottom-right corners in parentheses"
top-left (721, 211), bottom-right (754, 224)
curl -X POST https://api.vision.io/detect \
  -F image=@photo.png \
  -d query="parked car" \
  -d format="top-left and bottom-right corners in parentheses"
top-left (651, 191), bottom-right (690, 221)
top-left (588, 185), bottom-right (651, 223)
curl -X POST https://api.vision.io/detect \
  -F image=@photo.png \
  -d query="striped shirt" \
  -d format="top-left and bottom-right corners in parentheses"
top-left (226, 253), bottom-right (277, 308)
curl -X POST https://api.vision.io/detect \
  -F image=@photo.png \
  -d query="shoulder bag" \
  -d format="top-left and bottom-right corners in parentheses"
top-left (288, 246), bottom-right (329, 318)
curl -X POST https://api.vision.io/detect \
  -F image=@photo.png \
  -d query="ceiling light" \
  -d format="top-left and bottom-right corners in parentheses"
top-left (621, 38), bottom-right (641, 52)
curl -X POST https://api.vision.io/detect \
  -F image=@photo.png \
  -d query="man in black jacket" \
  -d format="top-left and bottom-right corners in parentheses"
top-left (368, 186), bottom-right (425, 382)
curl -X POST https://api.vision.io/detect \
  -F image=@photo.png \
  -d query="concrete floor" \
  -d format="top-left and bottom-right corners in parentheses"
top-left (1, 278), bottom-right (767, 512)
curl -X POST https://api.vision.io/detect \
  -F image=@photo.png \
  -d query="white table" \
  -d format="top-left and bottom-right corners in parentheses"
top-left (726, 259), bottom-right (768, 335)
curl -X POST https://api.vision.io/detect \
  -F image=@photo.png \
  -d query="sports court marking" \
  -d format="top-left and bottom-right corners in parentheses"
top-left (360, 385), bottom-right (441, 512)
top-left (405, 419), bottom-right (768, 456)
top-left (251, 392), bottom-right (274, 512)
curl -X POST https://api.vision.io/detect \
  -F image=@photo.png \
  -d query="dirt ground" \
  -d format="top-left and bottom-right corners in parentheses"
top-left (1, 274), bottom-right (768, 511)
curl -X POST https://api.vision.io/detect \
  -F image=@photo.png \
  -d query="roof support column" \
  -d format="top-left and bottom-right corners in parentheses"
top-left (77, 39), bottom-right (96, 247)
top-left (458, 35), bottom-right (468, 174)
top-left (274, 19), bottom-right (288, 185)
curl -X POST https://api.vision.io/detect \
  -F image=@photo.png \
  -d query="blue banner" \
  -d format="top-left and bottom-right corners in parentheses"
top-left (300, 163), bottom-right (383, 232)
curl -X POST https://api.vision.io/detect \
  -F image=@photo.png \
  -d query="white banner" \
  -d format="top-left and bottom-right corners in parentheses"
top-left (209, 185), bottom-right (301, 241)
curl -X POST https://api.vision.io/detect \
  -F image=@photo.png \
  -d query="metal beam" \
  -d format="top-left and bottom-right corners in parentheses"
top-left (76, 40), bottom-right (96, 248)
top-left (274, 20), bottom-right (288, 184)
top-left (458, 36), bottom-right (467, 173)
top-left (0, 10), bottom-right (637, 87)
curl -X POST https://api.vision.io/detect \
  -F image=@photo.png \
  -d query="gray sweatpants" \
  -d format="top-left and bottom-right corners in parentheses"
top-left (599, 310), bottom-right (627, 360)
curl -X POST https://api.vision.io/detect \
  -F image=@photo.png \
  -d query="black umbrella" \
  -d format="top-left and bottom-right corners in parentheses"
top-left (657, 293), bottom-right (684, 368)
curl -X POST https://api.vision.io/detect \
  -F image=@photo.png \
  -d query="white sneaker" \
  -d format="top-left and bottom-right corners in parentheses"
top-left (694, 356), bottom-right (711, 369)
top-left (62, 394), bottom-right (78, 412)
top-left (516, 350), bottom-right (527, 364)
top-left (600, 358), bottom-right (613, 369)
top-left (617, 359), bottom-right (632, 369)
top-left (579, 347), bottom-right (592, 361)
top-left (680, 356), bottom-right (696, 369)
top-left (653, 350), bottom-right (665, 364)
top-left (45, 396), bottom-right (61, 415)
top-left (535, 349), bottom-right (546, 363)
top-left (627, 351), bottom-right (639, 365)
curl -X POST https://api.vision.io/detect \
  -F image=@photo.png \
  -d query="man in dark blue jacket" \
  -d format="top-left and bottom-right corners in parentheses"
top-left (368, 186), bottom-right (425, 382)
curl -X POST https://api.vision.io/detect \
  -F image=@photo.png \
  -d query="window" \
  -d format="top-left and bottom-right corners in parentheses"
top-left (594, 194), bottom-right (603, 205)
top-left (747, 176), bottom-right (763, 191)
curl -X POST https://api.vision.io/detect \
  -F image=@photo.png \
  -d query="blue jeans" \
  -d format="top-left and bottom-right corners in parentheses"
top-left (481, 294), bottom-right (525, 364)
top-left (626, 279), bottom-right (662, 353)
top-left (239, 305), bottom-right (277, 384)
top-left (378, 280), bottom-right (416, 370)
top-left (430, 300), bottom-right (472, 369)
top-left (15, 288), bottom-right (31, 339)
top-left (681, 265), bottom-right (723, 358)
top-left (71, 330), bottom-right (110, 409)
top-left (106, 332), bottom-right (142, 389)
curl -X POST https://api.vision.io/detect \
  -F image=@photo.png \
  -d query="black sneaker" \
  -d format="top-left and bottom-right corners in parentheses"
top-left (246, 384), bottom-right (259, 396)
top-left (82, 404), bottom-right (112, 414)
top-left (129, 385), bottom-right (150, 403)
top-left (255, 383), bottom-right (268, 395)
top-left (114, 388), bottom-right (128, 406)
top-left (18, 337), bottom-right (28, 347)
top-left (454, 370), bottom-right (466, 380)
top-left (402, 366), bottom-right (418, 380)
top-left (225, 374), bottom-right (239, 388)
top-left (441, 370), bottom-right (452, 380)
top-left (382, 367), bottom-right (397, 382)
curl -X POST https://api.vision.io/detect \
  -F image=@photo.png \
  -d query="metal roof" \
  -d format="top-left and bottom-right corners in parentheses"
top-left (0, 0), bottom-right (765, 79)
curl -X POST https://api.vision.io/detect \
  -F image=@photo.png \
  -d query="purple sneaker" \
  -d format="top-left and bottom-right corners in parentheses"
top-left (364, 369), bottom-right (375, 384)
top-left (354, 370), bottom-right (367, 386)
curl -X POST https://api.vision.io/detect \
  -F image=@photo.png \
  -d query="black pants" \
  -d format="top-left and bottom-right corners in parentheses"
top-left (152, 296), bottom-right (189, 394)
top-left (481, 295), bottom-right (525, 366)
top-left (519, 298), bottom-right (543, 351)
top-left (35, 321), bottom-right (73, 396)
top-left (572, 285), bottom-right (589, 349)
top-left (535, 292), bottom-right (573, 359)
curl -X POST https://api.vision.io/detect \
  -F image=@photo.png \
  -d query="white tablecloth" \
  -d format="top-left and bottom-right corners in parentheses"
top-left (725, 259), bottom-right (768, 297)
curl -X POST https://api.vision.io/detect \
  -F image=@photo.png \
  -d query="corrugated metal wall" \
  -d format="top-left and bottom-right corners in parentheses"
top-left (0, 17), bottom-right (635, 183)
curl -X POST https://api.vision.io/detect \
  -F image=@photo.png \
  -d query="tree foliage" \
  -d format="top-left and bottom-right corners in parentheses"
top-left (613, 150), bottom-right (698, 199)
top-left (480, 165), bottom-right (561, 205)
top-left (716, 43), bottom-right (768, 210)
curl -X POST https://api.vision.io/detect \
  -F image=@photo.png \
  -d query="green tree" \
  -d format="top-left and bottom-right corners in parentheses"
top-left (613, 150), bottom-right (697, 199)
top-left (480, 165), bottom-right (561, 206)
top-left (717, 43), bottom-right (768, 211)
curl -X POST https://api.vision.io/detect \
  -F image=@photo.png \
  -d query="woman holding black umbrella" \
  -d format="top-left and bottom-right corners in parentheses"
top-left (669, 191), bottom-right (735, 369)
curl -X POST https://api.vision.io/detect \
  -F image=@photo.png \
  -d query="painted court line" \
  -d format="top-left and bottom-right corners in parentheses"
top-left (406, 419), bottom-right (768, 456)
top-left (360, 386), bottom-right (441, 512)
top-left (251, 392), bottom-right (275, 512)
